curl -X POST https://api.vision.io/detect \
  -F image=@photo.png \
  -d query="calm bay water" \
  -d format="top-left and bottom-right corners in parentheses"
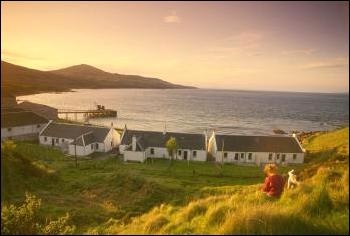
top-left (18, 89), bottom-right (349, 135)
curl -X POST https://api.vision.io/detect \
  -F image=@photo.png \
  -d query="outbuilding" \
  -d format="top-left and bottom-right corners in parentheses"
top-left (39, 122), bottom-right (120, 156)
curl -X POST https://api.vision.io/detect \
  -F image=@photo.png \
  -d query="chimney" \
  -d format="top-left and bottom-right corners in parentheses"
top-left (132, 135), bottom-right (137, 151)
top-left (163, 121), bottom-right (167, 135)
top-left (204, 129), bottom-right (208, 150)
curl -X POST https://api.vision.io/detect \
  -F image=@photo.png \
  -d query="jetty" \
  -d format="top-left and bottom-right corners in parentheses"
top-left (58, 104), bottom-right (117, 120)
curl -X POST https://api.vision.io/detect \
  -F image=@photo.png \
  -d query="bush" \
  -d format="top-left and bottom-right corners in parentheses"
top-left (1, 193), bottom-right (75, 235)
top-left (1, 192), bottom-right (41, 235)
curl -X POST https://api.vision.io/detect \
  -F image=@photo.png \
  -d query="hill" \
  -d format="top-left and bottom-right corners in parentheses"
top-left (1, 127), bottom-right (348, 234)
top-left (1, 61), bottom-right (195, 96)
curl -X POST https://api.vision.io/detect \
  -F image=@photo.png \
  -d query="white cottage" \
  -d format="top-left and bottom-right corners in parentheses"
top-left (120, 127), bottom-right (207, 163)
top-left (39, 122), bottom-right (120, 156)
top-left (208, 131), bottom-right (305, 166)
top-left (1, 111), bottom-right (49, 140)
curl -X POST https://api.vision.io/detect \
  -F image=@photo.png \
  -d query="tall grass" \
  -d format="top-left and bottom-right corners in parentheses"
top-left (1, 127), bottom-right (349, 234)
top-left (100, 127), bottom-right (349, 235)
top-left (104, 163), bottom-right (348, 235)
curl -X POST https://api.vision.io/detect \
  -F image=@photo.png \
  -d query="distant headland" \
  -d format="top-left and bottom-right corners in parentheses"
top-left (1, 61), bottom-right (196, 97)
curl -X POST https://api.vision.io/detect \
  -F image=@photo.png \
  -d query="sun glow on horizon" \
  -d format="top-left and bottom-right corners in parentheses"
top-left (1, 1), bottom-right (349, 93)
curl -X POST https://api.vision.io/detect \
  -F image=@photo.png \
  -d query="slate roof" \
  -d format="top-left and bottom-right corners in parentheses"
top-left (121, 129), bottom-right (206, 150)
top-left (71, 132), bottom-right (96, 146)
top-left (17, 101), bottom-right (58, 120)
top-left (40, 122), bottom-right (110, 143)
top-left (215, 135), bottom-right (304, 153)
top-left (1, 111), bottom-right (49, 128)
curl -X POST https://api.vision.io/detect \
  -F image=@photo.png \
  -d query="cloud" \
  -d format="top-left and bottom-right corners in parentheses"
top-left (163, 11), bottom-right (181, 23)
top-left (282, 48), bottom-right (316, 55)
top-left (301, 58), bottom-right (349, 70)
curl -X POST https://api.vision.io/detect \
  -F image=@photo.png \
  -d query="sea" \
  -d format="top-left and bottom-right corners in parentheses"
top-left (17, 89), bottom-right (349, 135)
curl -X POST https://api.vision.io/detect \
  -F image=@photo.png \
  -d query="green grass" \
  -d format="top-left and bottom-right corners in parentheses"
top-left (302, 127), bottom-right (349, 156)
top-left (1, 127), bottom-right (349, 234)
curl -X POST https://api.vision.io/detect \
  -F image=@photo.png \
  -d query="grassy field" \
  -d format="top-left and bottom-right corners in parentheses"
top-left (1, 127), bottom-right (349, 234)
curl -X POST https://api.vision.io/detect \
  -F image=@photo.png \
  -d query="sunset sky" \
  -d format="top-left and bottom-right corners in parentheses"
top-left (1, 1), bottom-right (349, 92)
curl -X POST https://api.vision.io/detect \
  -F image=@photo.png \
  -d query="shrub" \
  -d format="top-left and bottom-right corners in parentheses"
top-left (1, 192), bottom-right (41, 235)
top-left (1, 193), bottom-right (75, 235)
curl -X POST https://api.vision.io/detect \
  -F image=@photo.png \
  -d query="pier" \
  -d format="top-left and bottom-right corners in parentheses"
top-left (58, 107), bottom-right (117, 120)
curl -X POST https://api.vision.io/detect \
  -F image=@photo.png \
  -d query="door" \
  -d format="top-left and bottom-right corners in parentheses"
top-left (51, 138), bottom-right (54, 146)
top-left (281, 154), bottom-right (286, 163)
top-left (183, 151), bottom-right (188, 160)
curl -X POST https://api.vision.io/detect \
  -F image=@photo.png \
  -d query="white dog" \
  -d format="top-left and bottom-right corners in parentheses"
top-left (287, 169), bottom-right (300, 189)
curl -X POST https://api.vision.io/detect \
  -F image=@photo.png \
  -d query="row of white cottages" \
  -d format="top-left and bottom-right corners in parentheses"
top-left (1, 112), bottom-right (305, 165)
top-left (119, 128), bottom-right (305, 165)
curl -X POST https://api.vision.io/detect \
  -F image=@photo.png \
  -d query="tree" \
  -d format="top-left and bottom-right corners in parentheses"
top-left (166, 137), bottom-right (178, 169)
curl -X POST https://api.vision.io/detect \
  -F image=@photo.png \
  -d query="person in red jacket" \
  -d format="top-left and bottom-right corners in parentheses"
top-left (262, 163), bottom-right (285, 198)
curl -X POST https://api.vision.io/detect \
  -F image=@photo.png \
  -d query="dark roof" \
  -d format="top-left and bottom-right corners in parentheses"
top-left (215, 135), bottom-right (303, 153)
top-left (82, 132), bottom-right (96, 145)
top-left (71, 132), bottom-right (96, 146)
top-left (1, 111), bottom-right (49, 128)
top-left (17, 101), bottom-right (58, 120)
top-left (121, 129), bottom-right (206, 150)
top-left (41, 122), bottom-right (110, 142)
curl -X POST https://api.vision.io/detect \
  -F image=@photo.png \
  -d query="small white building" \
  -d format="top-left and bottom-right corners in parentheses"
top-left (1, 111), bottom-right (49, 141)
top-left (39, 122), bottom-right (121, 156)
top-left (208, 131), bottom-right (305, 166)
top-left (120, 127), bottom-right (207, 163)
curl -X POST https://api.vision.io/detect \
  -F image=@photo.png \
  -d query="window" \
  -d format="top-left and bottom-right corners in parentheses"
top-left (7, 127), bottom-right (12, 132)
top-left (150, 148), bottom-right (154, 155)
top-left (192, 151), bottom-right (197, 157)
top-left (56, 138), bottom-right (59, 143)
top-left (91, 144), bottom-right (94, 149)
top-left (293, 154), bottom-right (297, 160)
top-left (62, 138), bottom-right (65, 142)
top-left (240, 153), bottom-right (245, 159)
top-left (276, 154), bottom-right (280, 160)
top-left (44, 137), bottom-right (47, 142)
top-left (224, 152), bottom-right (228, 158)
top-left (178, 150), bottom-right (182, 155)
top-left (95, 143), bottom-right (99, 149)
top-left (268, 153), bottom-right (273, 161)
top-left (37, 124), bottom-right (41, 128)
top-left (248, 153), bottom-right (252, 160)
top-left (235, 153), bottom-right (239, 160)
top-left (282, 154), bottom-right (286, 162)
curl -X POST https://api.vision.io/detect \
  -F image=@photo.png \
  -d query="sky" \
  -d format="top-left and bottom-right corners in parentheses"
top-left (1, 1), bottom-right (349, 93)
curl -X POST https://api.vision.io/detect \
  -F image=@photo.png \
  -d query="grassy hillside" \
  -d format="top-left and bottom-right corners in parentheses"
top-left (98, 127), bottom-right (349, 235)
top-left (1, 127), bottom-right (349, 234)
top-left (302, 127), bottom-right (349, 157)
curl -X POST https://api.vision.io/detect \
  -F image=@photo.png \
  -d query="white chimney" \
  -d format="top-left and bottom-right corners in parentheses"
top-left (163, 121), bottom-right (167, 135)
top-left (132, 135), bottom-right (137, 151)
top-left (204, 129), bottom-right (208, 150)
